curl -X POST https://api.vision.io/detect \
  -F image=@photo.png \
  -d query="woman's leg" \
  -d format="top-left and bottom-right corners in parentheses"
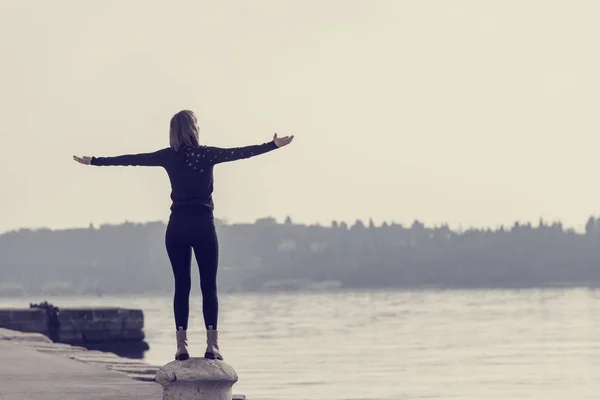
top-left (191, 221), bottom-right (219, 330)
top-left (165, 219), bottom-right (193, 330)
top-left (191, 220), bottom-right (222, 360)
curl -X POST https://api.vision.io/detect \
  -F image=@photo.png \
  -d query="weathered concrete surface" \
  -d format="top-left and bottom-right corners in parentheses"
top-left (156, 358), bottom-right (239, 400)
top-left (0, 339), bottom-right (162, 400)
top-left (0, 327), bottom-right (52, 343)
top-left (0, 328), bottom-right (158, 382)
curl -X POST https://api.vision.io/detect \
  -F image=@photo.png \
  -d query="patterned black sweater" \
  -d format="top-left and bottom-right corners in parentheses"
top-left (91, 141), bottom-right (278, 212)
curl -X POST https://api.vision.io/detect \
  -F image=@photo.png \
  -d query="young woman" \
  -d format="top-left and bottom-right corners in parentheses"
top-left (73, 110), bottom-right (294, 361)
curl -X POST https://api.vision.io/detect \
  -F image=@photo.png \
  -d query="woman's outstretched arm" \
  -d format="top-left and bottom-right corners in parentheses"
top-left (73, 148), bottom-right (169, 167)
top-left (205, 133), bottom-right (294, 165)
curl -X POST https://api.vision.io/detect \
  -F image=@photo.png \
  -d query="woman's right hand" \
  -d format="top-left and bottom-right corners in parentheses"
top-left (73, 155), bottom-right (92, 165)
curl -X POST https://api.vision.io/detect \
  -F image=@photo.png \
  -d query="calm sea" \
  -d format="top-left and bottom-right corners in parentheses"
top-left (2, 288), bottom-right (600, 400)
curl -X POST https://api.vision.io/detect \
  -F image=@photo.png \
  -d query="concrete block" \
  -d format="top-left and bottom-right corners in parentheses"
top-left (123, 319), bottom-right (144, 330)
top-left (0, 310), bottom-right (13, 322)
top-left (83, 331), bottom-right (119, 342)
top-left (0, 321), bottom-right (20, 331)
top-left (59, 331), bottom-right (85, 342)
top-left (155, 358), bottom-right (238, 400)
top-left (0, 321), bottom-right (47, 333)
top-left (123, 309), bottom-right (144, 320)
top-left (92, 308), bottom-right (123, 319)
top-left (121, 329), bottom-right (145, 341)
top-left (60, 319), bottom-right (103, 332)
top-left (17, 321), bottom-right (48, 333)
top-left (12, 309), bottom-right (47, 321)
top-left (102, 320), bottom-right (125, 331)
top-left (58, 309), bottom-right (94, 321)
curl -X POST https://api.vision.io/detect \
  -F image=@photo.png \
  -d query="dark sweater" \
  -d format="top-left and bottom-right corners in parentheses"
top-left (91, 141), bottom-right (279, 212)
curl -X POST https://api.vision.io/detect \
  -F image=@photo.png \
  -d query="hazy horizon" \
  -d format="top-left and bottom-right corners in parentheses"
top-left (2, 0), bottom-right (600, 235)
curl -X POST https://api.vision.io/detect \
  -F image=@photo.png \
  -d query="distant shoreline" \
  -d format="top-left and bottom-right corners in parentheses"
top-left (4, 218), bottom-right (600, 298)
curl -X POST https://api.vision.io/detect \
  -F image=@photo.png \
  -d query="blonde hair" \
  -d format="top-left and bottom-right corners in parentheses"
top-left (169, 110), bottom-right (200, 151)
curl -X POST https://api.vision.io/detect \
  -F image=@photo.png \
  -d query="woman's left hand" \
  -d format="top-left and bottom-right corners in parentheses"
top-left (73, 155), bottom-right (92, 165)
top-left (273, 133), bottom-right (294, 148)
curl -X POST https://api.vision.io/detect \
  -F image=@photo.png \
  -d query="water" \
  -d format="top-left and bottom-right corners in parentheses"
top-left (2, 288), bottom-right (600, 399)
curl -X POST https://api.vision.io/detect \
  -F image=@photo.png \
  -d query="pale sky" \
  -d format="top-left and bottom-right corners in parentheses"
top-left (1, 0), bottom-right (599, 234)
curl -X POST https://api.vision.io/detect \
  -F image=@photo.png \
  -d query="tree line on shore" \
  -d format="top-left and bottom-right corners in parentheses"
top-left (1, 215), bottom-right (600, 296)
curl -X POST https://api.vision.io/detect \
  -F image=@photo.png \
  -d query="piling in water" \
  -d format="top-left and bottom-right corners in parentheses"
top-left (155, 358), bottom-right (240, 400)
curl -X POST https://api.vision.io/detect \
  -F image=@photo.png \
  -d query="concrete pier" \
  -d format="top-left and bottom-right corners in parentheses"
top-left (0, 328), bottom-right (247, 399)
top-left (0, 327), bottom-right (159, 382)
top-left (0, 328), bottom-right (162, 400)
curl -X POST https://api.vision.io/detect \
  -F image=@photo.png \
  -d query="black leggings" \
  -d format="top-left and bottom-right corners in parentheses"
top-left (165, 209), bottom-right (219, 331)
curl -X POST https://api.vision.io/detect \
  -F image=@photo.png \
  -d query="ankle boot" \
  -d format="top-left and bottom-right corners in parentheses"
top-left (204, 325), bottom-right (223, 360)
top-left (175, 326), bottom-right (189, 361)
